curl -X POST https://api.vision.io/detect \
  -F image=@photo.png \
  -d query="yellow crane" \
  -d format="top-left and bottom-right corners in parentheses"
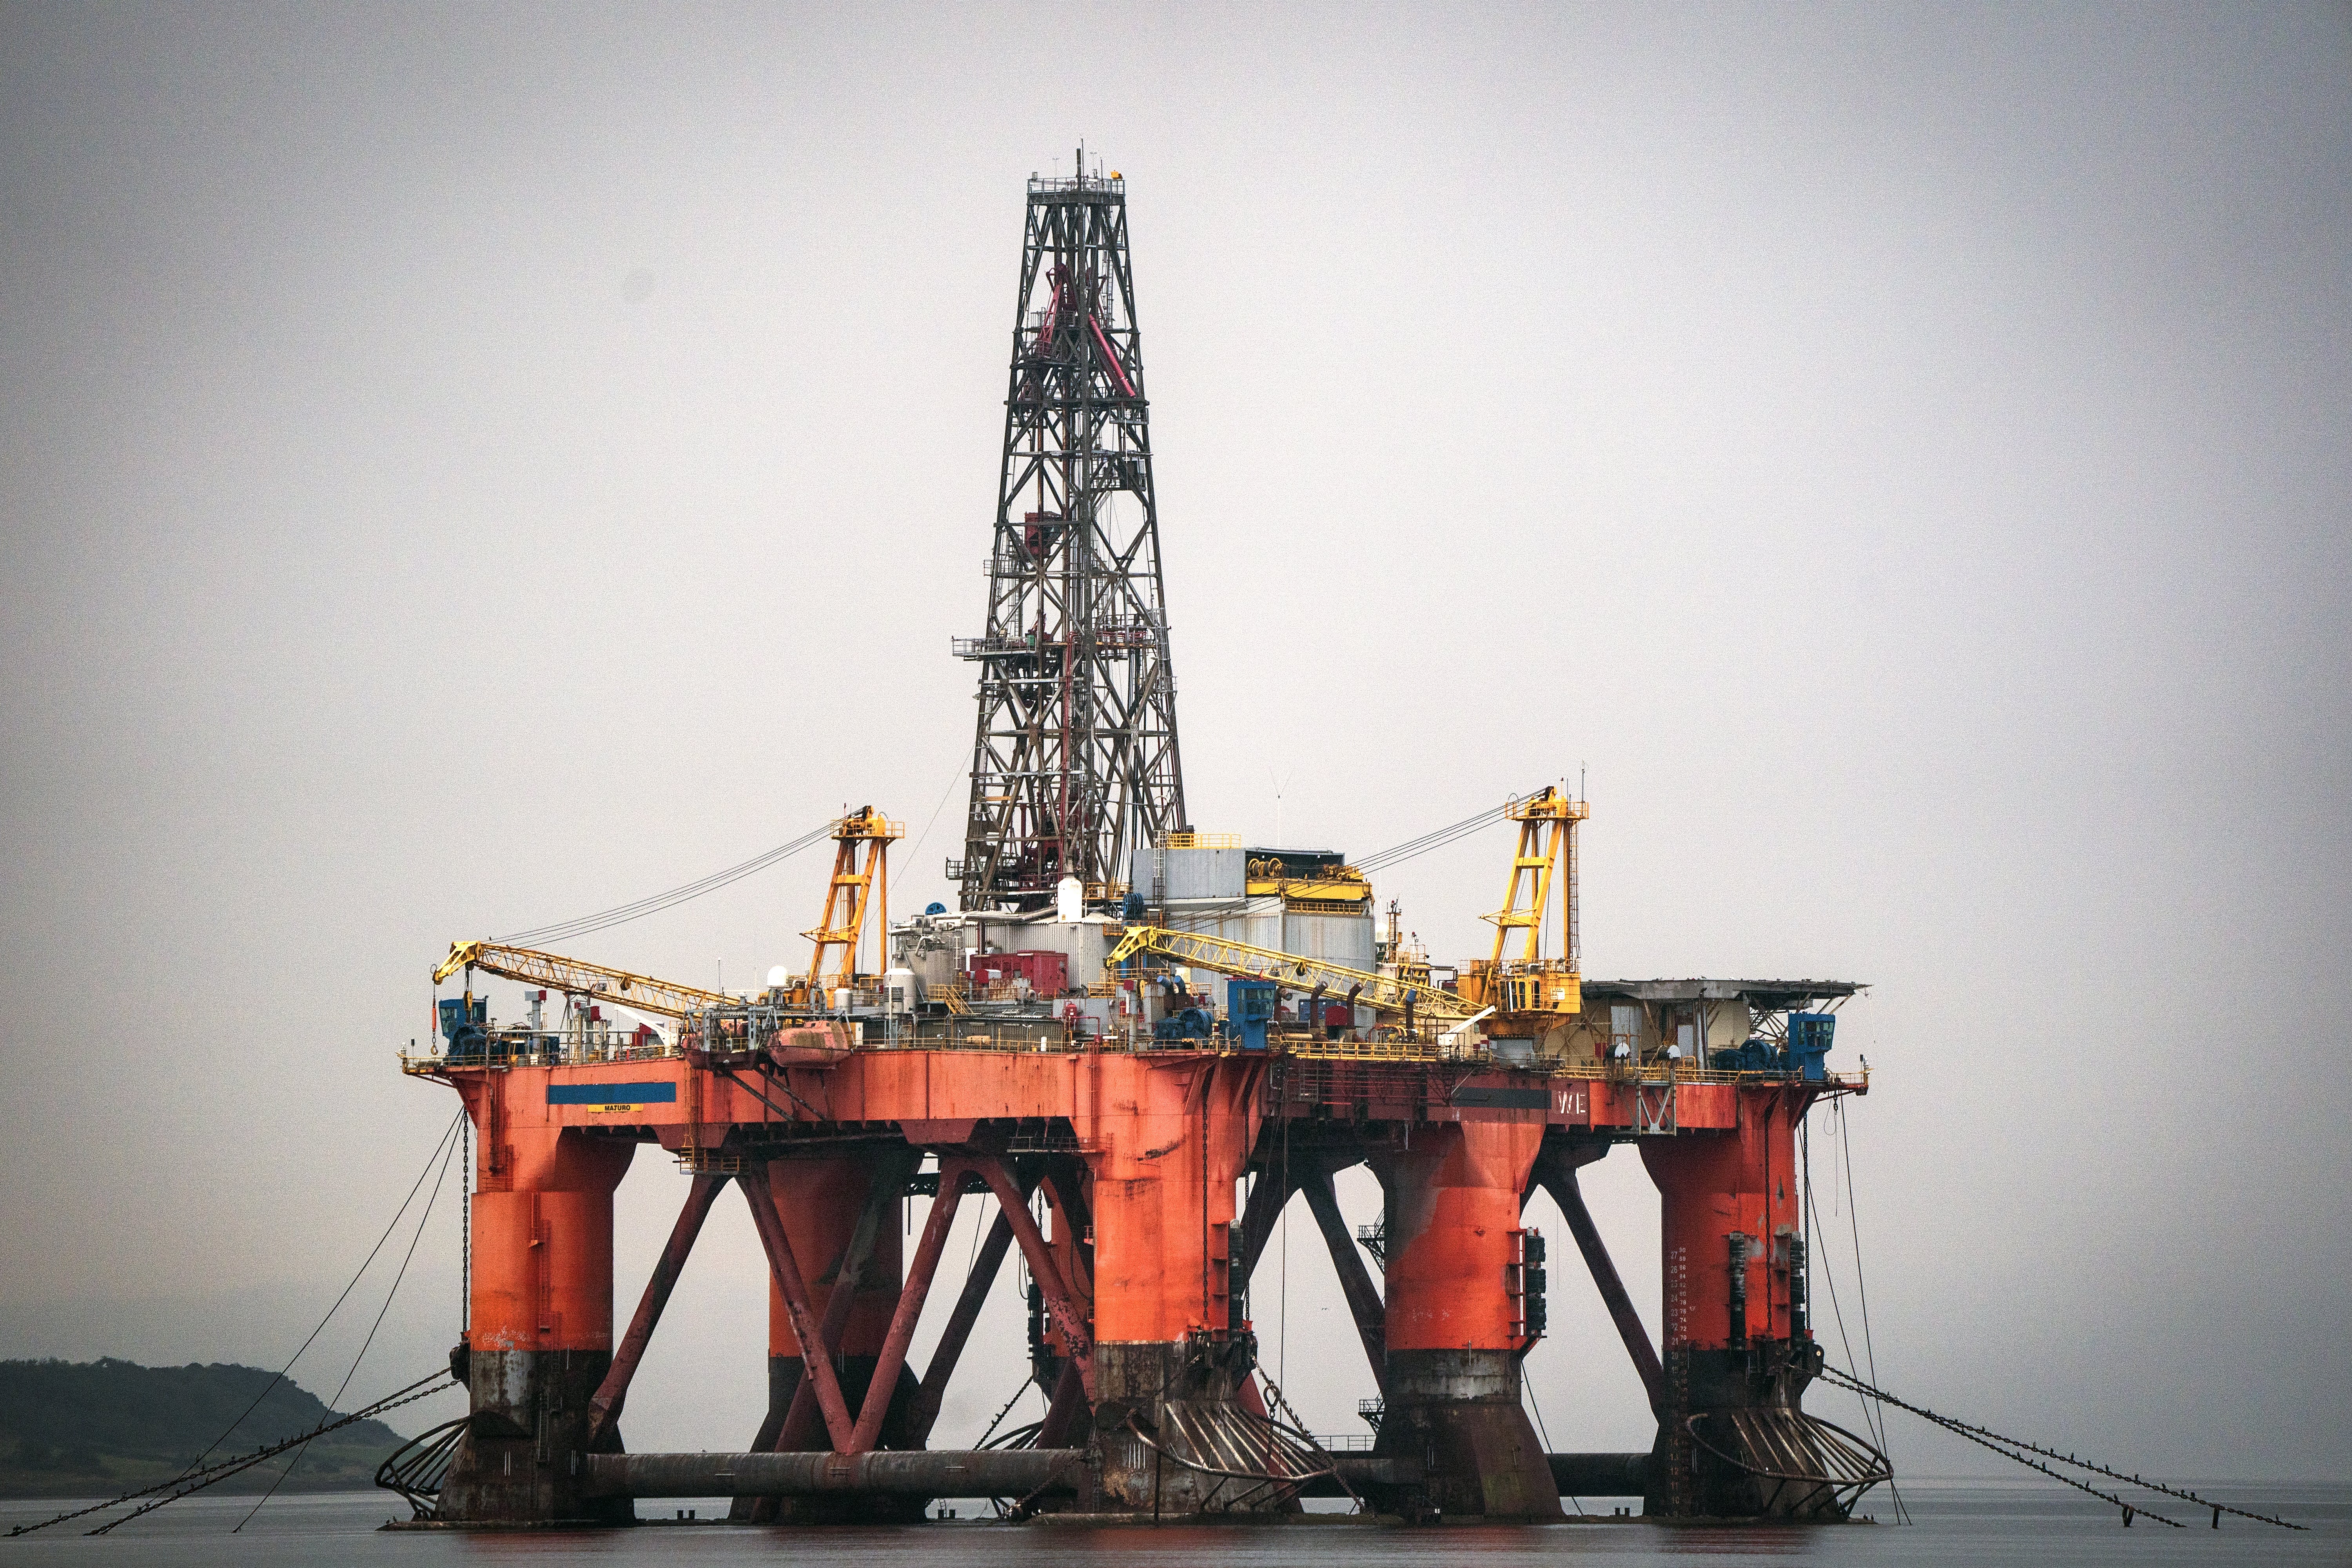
top-left (800, 807), bottom-right (902, 992)
top-left (1459, 785), bottom-right (1586, 1016)
top-left (432, 941), bottom-right (731, 1020)
top-left (1104, 924), bottom-right (1483, 1022)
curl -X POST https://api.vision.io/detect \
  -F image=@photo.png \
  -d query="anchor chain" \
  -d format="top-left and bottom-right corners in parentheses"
top-left (1818, 1365), bottom-right (2306, 1532)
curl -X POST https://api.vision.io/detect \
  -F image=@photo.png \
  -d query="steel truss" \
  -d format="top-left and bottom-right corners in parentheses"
top-left (956, 159), bottom-right (1185, 913)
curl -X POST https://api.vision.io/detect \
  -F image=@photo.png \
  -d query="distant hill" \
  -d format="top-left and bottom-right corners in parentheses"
top-left (0, 1358), bottom-right (414, 1497)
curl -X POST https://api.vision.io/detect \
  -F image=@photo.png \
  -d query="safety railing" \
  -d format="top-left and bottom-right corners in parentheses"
top-left (397, 1032), bottom-right (683, 1076)
top-left (865, 1018), bottom-right (1073, 1054)
top-left (397, 1027), bottom-right (1867, 1085)
top-left (1027, 172), bottom-right (1123, 194)
top-left (952, 635), bottom-right (1027, 659)
top-left (1280, 1034), bottom-right (1478, 1065)
top-left (1161, 831), bottom-right (1239, 849)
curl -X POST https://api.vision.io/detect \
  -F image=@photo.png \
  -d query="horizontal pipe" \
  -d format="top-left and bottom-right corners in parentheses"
top-left (592, 1450), bottom-right (1429, 1503)
top-left (1547, 1451), bottom-right (1652, 1497)
top-left (585, 1450), bottom-right (1080, 1499)
top-left (588, 1450), bottom-right (1635, 1506)
top-left (1298, 1456), bottom-right (1423, 1495)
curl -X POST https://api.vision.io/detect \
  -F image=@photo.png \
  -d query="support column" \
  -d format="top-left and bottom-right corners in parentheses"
top-left (1372, 1118), bottom-right (1559, 1522)
top-left (438, 1072), bottom-right (636, 1525)
top-left (1641, 1086), bottom-right (1828, 1519)
top-left (742, 1147), bottom-right (921, 1523)
top-left (1074, 1055), bottom-right (1264, 1514)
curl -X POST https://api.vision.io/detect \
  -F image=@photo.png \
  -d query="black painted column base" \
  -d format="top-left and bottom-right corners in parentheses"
top-left (1646, 1340), bottom-right (1866, 1520)
top-left (1371, 1349), bottom-right (1562, 1521)
top-left (436, 1347), bottom-right (635, 1525)
top-left (1091, 1334), bottom-right (1285, 1515)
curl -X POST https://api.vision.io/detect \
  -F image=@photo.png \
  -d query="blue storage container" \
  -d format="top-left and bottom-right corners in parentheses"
top-left (1227, 980), bottom-right (1278, 1052)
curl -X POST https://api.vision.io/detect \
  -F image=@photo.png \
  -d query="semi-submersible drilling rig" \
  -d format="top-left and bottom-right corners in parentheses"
top-left (396, 158), bottom-right (1890, 1526)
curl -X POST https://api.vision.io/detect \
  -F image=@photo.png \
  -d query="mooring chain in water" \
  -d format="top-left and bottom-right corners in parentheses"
top-left (1254, 1366), bottom-right (1363, 1511)
top-left (1818, 1366), bottom-right (2306, 1531)
top-left (5, 1371), bottom-right (456, 1537)
top-left (87, 1375), bottom-right (458, 1535)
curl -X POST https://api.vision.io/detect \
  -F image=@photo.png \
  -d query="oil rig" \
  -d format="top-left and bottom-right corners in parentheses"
top-left (392, 156), bottom-right (1889, 1527)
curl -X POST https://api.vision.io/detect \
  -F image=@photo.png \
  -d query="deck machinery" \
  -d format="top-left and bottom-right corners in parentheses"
top-left (395, 158), bottom-right (1887, 1527)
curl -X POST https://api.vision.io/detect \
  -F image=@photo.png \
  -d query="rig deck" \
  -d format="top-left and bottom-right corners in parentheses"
top-left (398, 1013), bottom-right (1878, 1525)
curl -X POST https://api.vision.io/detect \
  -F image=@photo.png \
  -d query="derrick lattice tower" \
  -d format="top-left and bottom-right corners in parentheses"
top-left (953, 155), bottom-right (1185, 913)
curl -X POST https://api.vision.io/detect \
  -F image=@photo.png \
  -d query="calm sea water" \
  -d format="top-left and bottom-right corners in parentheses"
top-left (4, 1482), bottom-right (2346, 1566)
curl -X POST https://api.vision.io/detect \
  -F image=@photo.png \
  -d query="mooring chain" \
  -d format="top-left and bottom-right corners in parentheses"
top-left (87, 1376), bottom-right (460, 1536)
top-left (7, 1370), bottom-right (457, 1538)
top-left (973, 1377), bottom-right (1034, 1450)
top-left (1819, 1366), bottom-right (2305, 1532)
top-left (1254, 1367), bottom-right (1363, 1510)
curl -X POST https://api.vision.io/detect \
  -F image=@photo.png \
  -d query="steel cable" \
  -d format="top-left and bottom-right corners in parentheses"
top-left (7, 1371), bottom-right (456, 1537)
top-left (499, 820), bottom-right (839, 947)
top-left (1835, 1100), bottom-right (1907, 1522)
top-left (1815, 1365), bottom-right (2306, 1531)
top-left (231, 1123), bottom-right (465, 1530)
top-left (183, 1115), bottom-right (462, 1471)
top-left (6, 1113), bottom-right (465, 1536)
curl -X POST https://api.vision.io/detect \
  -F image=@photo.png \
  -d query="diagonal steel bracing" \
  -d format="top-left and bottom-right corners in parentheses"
top-left (908, 1173), bottom-right (1034, 1445)
top-left (740, 1163), bottom-right (858, 1454)
top-left (586, 1172), bottom-right (731, 1450)
top-left (1532, 1144), bottom-right (1664, 1412)
top-left (766, 1147), bottom-right (923, 1463)
top-left (975, 1157), bottom-right (1096, 1398)
top-left (1299, 1163), bottom-right (1389, 1394)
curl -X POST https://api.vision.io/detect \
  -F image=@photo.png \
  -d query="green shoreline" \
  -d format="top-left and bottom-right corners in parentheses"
top-left (1, 1358), bottom-right (411, 1499)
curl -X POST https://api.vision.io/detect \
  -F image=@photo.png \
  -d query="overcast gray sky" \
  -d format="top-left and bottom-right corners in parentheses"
top-left (3, 3), bottom-right (2346, 1483)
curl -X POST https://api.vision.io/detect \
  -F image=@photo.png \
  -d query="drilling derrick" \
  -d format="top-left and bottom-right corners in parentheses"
top-left (954, 156), bottom-right (1184, 914)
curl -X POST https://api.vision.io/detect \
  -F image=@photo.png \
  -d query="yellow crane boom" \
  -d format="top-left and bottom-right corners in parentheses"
top-left (432, 941), bottom-right (731, 1020)
top-left (1105, 924), bottom-right (1481, 1021)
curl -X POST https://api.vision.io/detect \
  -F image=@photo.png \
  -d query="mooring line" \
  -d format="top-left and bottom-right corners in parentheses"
top-left (1817, 1366), bottom-right (2305, 1531)
top-left (7, 1371), bottom-right (454, 1537)
top-left (231, 1121), bottom-right (465, 1530)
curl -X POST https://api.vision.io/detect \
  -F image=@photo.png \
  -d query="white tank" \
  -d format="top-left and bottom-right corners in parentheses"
top-left (831, 987), bottom-right (852, 1014)
top-left (766, 965), bottom-right (791, 990)
top-left (1056, 875), bottom-right (1084, 922)
top-left (884, 967), bottom-right (918, 1015)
